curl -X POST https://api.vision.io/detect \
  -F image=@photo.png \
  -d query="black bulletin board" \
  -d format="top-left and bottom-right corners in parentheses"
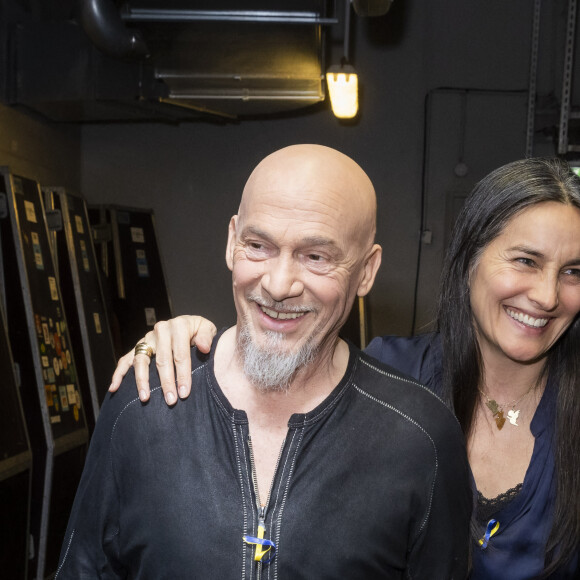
top-left (44, 188), bottom-right (116, 431)
top-left (0, 168), bottom-right (88, 579)
top-left (0, 299), bottom-right (32, 579)
top-left (90, 205), bottom-right (173, 356)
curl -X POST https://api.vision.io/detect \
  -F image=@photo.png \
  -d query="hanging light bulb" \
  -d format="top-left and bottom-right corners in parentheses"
top-left (326, 63), bottom-right (358, 119)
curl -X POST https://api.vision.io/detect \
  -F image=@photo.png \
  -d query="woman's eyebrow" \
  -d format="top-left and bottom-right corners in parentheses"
top-left (506, 245), bottom-right (544, 258)
top-left (507, 245), bottom-right (580, 265)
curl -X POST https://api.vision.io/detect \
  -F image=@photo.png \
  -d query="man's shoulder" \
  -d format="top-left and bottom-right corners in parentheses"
top-left (98, 346), bottom-right (211, 438)
top-left (351, 348), bottom-right (461, 441)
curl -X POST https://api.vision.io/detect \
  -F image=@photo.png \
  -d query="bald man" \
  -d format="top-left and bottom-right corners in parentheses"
top-left (57, 145), bottom-right (471, 579)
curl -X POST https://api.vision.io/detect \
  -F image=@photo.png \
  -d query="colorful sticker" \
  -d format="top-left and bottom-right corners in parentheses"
top-left (73, 405), bottom-right (79, 422)
top-left (50, 415), bottom-right (61, 424)
top-left (53, 394), bottom-right (59, 412)
top-left (24, 200), bottom-right (37, 223)
top-left (41, 355), bottom-right (49, 368)
top-left (136, 249), bottom-right (149, 277)
top-left (53, 357), bottom-right (60, 377)
top-left (31, 232), bottom-right (44, 270)
top-left (75, 215), bottom-right (84, 234)
top-left (131, 227), bottom-right (145, 243)
top-left (145, 307), bottom-right (157, 326)
top-left (66, 384), bottom-right (76, 405)
top-left (66, 350), bottom-right (71, 365)
top-left (42, 323), bottom-right (50, 344)
top-left (55, 334), bottom-right (62, 356)
top-left (59, 385), bottom-right (69, 411)
top-left (47, 368), bottom-right (55, 383)
top-left (35, 314), bottom-right (42, 336)
top-left (61, 351), bottom-right (68, 371)
top-left (79, 239), bottom-right (90, 272)
top-left (48, 277), bottom-right (59, 301)
top-left (93, 312), bottom-right (102, 334)
top-left (12, 177), bottom-right (23, 195)
top-left (45, 385), bottom-right (53, 407)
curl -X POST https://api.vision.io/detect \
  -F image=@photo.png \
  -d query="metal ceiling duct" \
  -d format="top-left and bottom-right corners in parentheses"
top-left (7, 1), bottom-right (336, 121)
top-left (78, 0), bottom-right (149, 58)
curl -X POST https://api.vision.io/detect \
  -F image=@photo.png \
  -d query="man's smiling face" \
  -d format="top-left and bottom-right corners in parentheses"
top-left (226, 145), bottom-right (382, 388)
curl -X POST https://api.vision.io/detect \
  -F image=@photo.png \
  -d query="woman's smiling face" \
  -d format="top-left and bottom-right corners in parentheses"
top-left (469, 201), bottom-right (580, 365)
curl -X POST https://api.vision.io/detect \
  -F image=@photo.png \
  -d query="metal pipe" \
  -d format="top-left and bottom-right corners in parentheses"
top-left (525, 0), bottom-right (542, 158)
top-left (558, 0), bottom-right (578, 154)
top-left (121, 8), bottom-right (338, 25)
top-left (78, 0), bottom-right (149, 58)
top-left (343, 0), bottom-right (351, 61)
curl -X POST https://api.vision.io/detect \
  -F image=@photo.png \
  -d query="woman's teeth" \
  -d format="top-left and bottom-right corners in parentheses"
top-left (507, 308), bottom-right (548, 328)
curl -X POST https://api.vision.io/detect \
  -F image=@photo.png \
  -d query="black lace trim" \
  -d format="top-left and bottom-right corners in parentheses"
top-left (476, 483), bottom-right (523, 523)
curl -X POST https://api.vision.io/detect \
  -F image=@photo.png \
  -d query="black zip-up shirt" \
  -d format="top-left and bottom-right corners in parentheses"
top-left (57, 337), bottom-right (471, 579)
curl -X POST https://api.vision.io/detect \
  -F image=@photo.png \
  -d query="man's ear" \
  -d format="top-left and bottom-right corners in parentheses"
top-left (225, 215), bottom-right (238, 271)
top-left (357, 244), bottom-right (382, 297)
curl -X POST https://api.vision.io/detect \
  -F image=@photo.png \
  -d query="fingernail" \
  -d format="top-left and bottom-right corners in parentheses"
top-left (166, 392), bottom-right (176, 405)
top-left (139, 390), bottom-right (148, 402)
top-left (178, 386), bottom-right (188, 398)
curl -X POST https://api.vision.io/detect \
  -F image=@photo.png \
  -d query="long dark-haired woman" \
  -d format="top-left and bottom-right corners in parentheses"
top-left (112, 157), bottom-right (580, 578)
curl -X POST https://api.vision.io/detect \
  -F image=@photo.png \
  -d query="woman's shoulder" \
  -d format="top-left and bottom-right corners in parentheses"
top-left (364, 332), bottom-right (443, 395)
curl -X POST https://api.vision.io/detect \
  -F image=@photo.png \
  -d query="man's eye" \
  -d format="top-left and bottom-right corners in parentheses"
top-left (308, 254), bottom-right (323, 262)
top-left (563, 267), bottom-right (580, 279)
top-left (248, 242), bottom-right (264, 250)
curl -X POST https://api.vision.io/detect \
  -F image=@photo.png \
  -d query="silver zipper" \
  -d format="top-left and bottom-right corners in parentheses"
top-left (247, 434), bottom-right (286, 577)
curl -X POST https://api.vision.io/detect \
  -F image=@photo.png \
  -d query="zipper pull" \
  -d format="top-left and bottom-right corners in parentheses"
top-left (243, 508), bottom-right (277, 563)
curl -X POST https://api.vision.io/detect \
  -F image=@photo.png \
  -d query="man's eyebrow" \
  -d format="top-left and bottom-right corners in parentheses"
top-left (240, 226), bottom-right (273, 242)
top-left (300, 236), bottom-right (338, 248)
top-left (241, 227), bottom-right (337, 247)
top-left (240, 227), bottom-right (342, 254)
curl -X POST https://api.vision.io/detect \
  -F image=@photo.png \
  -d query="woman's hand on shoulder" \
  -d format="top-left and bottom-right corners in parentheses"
top-left (109, 315), bottom-right (217, 406)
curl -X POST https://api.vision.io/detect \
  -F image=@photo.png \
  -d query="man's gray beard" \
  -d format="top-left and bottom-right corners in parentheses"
top-left (237, 323), bottom-right (317, 393)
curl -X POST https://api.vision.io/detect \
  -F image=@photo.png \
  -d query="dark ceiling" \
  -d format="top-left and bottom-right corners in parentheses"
top-left (0, 0), bottom-right (337, 122)
top-left (0, 0), bottom-right (392, 123)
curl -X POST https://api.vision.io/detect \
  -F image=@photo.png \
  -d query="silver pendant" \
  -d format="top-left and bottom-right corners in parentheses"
top-left (507, 409), bottom-right (520, 426)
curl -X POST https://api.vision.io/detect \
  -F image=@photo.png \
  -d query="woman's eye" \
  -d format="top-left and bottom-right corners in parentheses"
top-left (516, 257), bottom-right (535, 267)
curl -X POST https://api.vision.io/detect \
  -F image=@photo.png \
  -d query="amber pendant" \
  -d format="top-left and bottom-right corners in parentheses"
top-left (494, 410), bottom-right (506, 430)
top-left (485, 399), bottom-right (505, 430)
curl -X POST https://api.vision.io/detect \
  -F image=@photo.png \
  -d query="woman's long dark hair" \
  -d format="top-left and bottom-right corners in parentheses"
top-left (436, 158), bottom-right (580, 576)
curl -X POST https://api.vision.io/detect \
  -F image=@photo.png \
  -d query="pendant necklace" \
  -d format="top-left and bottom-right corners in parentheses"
top-left (478, 385), bottom-right (535, 430)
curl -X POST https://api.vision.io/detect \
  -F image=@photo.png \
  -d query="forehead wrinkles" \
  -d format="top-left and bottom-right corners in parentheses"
top-left (239, 185), bottom-right (368, 246)
top-left (250, 187), bottom-right (347, 215)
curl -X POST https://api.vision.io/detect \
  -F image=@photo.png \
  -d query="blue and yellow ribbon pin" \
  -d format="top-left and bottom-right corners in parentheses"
top-left (243, 522), bottom-right (277, 564)
top-left (478, 519), bottom-right (500, 549)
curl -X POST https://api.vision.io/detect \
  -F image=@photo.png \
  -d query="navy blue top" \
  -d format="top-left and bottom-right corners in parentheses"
top-left (366, 333), bottom-right (579, 579)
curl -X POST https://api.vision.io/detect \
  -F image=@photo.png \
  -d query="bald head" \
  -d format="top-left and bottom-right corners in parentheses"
top-left (225, 144), bottom-right (382, 383)
top-left (239, 145), bottom-right (377, 252)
